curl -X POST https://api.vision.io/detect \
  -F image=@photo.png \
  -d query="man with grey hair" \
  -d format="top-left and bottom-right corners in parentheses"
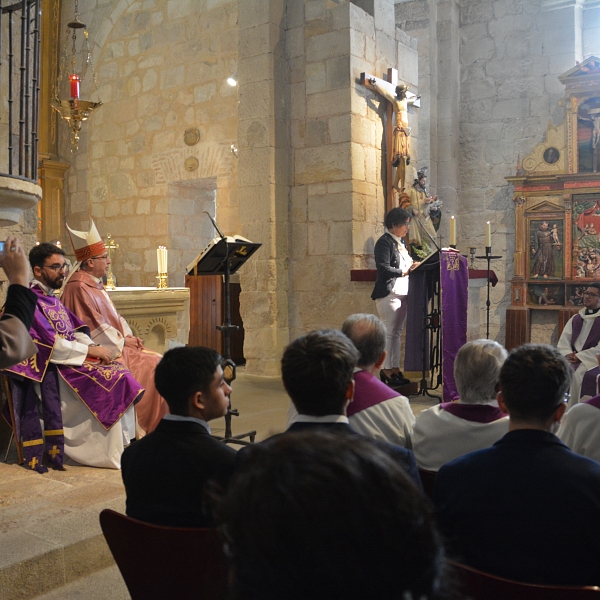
top-left (412, 339), bottom-right (509, 471)
top-left (342, 313), bottom-right (415, 448)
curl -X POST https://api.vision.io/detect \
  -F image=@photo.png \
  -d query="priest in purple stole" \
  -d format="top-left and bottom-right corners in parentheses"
top-left (557, 282), bottom-right (600, 407)
top-left (4, 243), bottom-right (144, 472)
top-left (62, 220), bottom-right (167, 435)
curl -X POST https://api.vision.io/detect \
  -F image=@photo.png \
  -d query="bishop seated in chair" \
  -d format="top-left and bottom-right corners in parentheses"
top-left (62, 220), bottom-right (167, 434)
top-left (3, 243), bottom-right (144, 472)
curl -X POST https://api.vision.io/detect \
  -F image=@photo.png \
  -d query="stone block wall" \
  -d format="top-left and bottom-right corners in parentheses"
top-left (235, 0), bottom-right (419, 373)
top-left (396, 0), bottom-right (596, 344)
top-left (284, 0), bottom-right (418, 342)
top-left (59, 0), bottom-right (239, 287)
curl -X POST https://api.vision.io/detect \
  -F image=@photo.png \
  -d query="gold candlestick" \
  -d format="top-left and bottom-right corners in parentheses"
top-left (104, 233), bottom-right (119, 290)
top-left (156, 273), bottom-right (168, 289)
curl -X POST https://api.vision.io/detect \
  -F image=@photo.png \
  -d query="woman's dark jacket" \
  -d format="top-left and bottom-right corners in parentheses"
top-left (371, 232), bottom-right (406, 300)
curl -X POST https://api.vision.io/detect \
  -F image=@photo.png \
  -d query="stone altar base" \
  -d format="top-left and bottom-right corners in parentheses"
top-left (107, 287), bottom-right (190, 354)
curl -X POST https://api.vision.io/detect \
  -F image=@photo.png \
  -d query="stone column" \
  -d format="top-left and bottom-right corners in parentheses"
top-left (237, 0), bottom-right (290, 375)
top-left (435, 0), bottom-right (460, 230)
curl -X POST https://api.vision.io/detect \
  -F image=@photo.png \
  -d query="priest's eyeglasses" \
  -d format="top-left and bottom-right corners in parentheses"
top-left (43, 262), bottom-right (69, 272)
top-left (90, 255), bottom-right (109, 261)
top-left (583, 291), bottom-right (599, 297)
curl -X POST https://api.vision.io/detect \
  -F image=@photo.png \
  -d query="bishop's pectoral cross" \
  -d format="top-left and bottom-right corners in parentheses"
top-left (360, 68), bottom-right (420, 212)
top-left (104, 234), bottom-right (119, 290)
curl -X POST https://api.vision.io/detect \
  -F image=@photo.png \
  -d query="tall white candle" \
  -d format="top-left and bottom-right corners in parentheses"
top-left (157, 247), bottom-right (168, 273)
top-left (450, 216), bottom-right (456, 246)
top-left (486, 222), bottom-right (492, 248)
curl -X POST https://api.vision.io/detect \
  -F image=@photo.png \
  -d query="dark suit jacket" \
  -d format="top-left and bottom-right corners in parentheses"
top-left (434, 429), bottom-right (600, 586)
top-left (121, 418), bottom-right (236, 528)
top-left (241, 421), bottom-right (421, 489)
top-left (371, 232), bottom-right (405, 300)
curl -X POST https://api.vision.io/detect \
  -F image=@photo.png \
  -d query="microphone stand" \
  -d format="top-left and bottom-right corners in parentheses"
top-left (411, 217), bottom-right (441, 397)
top-left (204, 212), bottom-right (256, 445)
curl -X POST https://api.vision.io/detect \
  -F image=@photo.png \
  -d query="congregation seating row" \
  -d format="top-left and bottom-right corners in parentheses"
top-left (100, 509), bottom-right (600, 600)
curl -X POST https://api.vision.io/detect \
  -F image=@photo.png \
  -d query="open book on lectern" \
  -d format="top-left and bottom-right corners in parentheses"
top-left (186, 234), bottom-right (261, 276)
top-left (409, 248), bottom-right (440, 273)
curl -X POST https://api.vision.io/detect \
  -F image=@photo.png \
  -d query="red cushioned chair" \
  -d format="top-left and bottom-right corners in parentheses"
top-left (448, 559), bottom-right (600, 600)
top-left (99, 509), bottom-right (229, 600)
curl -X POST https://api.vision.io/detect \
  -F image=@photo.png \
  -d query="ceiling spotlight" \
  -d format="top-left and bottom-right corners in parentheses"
top-left (227, 71), bottom-right (237, 87)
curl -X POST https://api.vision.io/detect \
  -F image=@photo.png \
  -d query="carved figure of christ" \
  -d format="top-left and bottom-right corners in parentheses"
top-left (360, 68), bottom-right (418, 210)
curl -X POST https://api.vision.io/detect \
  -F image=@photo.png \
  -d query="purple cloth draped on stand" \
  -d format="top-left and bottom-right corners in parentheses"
top-left (441, 250), bottom-right (468, 402)
top-left (404, 250), bottom-right (468, 401)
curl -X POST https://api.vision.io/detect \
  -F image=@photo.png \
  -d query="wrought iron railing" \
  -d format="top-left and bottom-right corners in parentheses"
top-left (0, 0), bottom-right (41, 182)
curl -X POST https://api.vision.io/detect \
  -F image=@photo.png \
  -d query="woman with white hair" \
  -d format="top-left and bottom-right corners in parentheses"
top-left (412, 339), bottom-right (509, 471)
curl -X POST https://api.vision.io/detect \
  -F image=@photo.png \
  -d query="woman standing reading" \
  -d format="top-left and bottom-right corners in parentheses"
top-left (371, 208), bottom-right (420, 385)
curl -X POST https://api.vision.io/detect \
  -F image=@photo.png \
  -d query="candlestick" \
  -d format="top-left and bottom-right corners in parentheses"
top-left (69, 74), bottom-right (80, 99)
top-left (450, 215), bottom-right (456, 246)
top-left (156, 273), bottom-right (168, 289)
top-left (486, 221), bottom-right (492, 248)
top-left (469, 247), bottom-right (477, 270)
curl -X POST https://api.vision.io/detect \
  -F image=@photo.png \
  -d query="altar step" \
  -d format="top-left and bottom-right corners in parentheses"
top-left (0, 459), bottom-right (126, 600)
top-left (1, 371), bottom-right (437, 599)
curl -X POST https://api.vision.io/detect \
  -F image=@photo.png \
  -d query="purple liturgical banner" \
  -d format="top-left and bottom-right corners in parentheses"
top-left (441, 250), bottom-right (468, 402)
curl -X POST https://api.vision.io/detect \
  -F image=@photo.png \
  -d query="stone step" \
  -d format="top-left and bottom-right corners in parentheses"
top-left (0, 459), bottom-right (126, 600)
top-left (33, 565), bottom-right (129, 600)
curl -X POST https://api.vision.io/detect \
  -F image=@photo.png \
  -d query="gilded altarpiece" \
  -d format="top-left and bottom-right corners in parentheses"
top-left (506, 57), bottom-right (600, 349)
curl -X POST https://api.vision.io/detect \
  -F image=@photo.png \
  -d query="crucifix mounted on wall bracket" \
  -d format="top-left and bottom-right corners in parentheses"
top-left (360, 68), bottom-right (420, 213)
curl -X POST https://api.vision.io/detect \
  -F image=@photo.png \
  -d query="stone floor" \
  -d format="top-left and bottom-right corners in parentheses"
top-left (0, 370), bottom-right (439, 600)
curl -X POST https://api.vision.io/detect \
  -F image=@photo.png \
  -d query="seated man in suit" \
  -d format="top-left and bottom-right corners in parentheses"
top-left (121, 346), bottom-right (237, 527)
top-left (434, 344), bottom-right (600, 586)
top-left (273, 329), bottom-right (420, 486)
top-left (217, 431), bottom-right (444, 600)
top-left (412, 339), bottom-right (509, 471)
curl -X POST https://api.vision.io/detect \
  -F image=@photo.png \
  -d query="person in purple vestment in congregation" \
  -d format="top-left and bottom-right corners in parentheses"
top-left (341, 313), bottom-right (415, 448)
top-left (412, 339), bottom-right (509, 471)
top-left (3, 243), bottom-right (144, 472)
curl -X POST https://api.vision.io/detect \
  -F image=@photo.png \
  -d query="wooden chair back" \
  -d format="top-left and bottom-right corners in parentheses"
top-left (99, 509), bottom-right (229, 600)
top-left (448, 559), bottom-right (600, 599)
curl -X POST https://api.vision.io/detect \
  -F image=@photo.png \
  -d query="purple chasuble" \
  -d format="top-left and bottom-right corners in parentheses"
top-left (570, 313), bottom-right (600, 352)
top-left (3, 286), bottom-right (143, 471)
top-left (440, 402), bottom-right (506, 424)
top-left (585, 395), bottom-right (600, 410)
top-left (347, 370), bottom-right (398, 417)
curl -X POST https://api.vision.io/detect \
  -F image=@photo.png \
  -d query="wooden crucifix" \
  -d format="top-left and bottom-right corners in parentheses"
top-left (360, 68), bottom-right (420, 212)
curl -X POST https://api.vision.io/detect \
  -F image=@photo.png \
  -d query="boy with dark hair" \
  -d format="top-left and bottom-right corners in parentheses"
top-left (121, 346), bottom-right (236, 527)
top-left (274, 329), bottom-right (420, 485)
top-left (218, 432), bottom-right (444, 600)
